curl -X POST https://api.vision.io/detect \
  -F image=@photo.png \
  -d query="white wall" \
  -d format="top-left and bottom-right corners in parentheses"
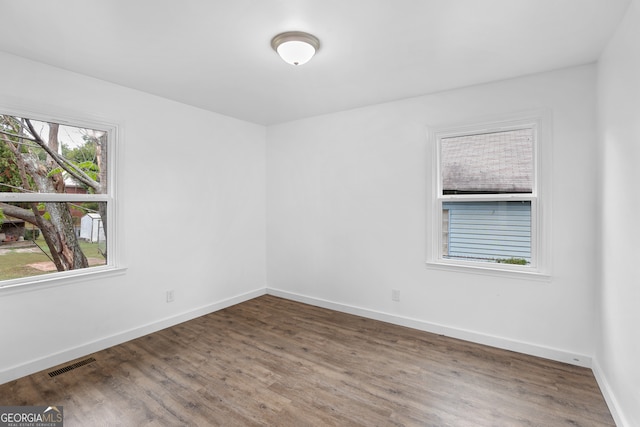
top-left (0, 52), bottom-right (267, 383)
top-left (596, 0), bottom-right (640, 425)
top-left (267, 65), bottom-right (599, 365)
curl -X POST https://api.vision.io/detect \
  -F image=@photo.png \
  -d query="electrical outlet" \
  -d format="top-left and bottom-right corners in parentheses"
top-left (392, 289), bottom-right (400, 302)
top-left (166, 290), bottom-right (175, 303)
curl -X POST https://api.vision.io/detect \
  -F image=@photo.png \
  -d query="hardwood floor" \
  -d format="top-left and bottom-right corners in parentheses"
top-left (0, 295), bottom-right (614, 426)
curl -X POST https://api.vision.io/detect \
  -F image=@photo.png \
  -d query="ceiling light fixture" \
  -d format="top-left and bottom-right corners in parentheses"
top-left (271, 31), bottom-right (320, 66)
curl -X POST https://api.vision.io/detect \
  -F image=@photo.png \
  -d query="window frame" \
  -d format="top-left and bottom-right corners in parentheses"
top-left (426, 111), bottom-right (551, 279)
top-left (0, 105), bottom-right (124, 291)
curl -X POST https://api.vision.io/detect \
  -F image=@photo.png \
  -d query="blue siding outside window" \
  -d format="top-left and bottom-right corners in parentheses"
top-left (443, 201), bottom-right (531, 263)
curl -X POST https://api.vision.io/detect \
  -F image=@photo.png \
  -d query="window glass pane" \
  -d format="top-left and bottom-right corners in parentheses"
top-left (0, 114), bottom-right (107, 195)
top-left (442, 201), bottom-right (531, 265)
top-left (441, 129), bottom-right (533, 194)
top-left (1, 112), bottom-right (113, 285)
top-left (0, 202), bottom-right (107, 281)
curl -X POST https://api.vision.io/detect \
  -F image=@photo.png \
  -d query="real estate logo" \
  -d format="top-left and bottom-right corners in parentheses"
top-left (0, 406), bottom-right (63, 427)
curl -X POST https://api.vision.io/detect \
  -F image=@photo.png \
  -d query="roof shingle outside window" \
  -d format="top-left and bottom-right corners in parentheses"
top-left (441, 128), bottom-right (533, 194)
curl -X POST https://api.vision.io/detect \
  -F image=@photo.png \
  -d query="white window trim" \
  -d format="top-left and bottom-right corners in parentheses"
top-left (0, 105), bottom-right (125, 291)
top-left (426, 110), bottom-right (552, 280)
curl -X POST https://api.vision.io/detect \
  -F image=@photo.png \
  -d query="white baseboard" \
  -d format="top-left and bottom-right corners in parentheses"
top-left (592, 358), bottom-right (630, 427)
top-left (0, 287), bottom-right (266, 385)
top-left (267, 288), bottom-right (592, 368)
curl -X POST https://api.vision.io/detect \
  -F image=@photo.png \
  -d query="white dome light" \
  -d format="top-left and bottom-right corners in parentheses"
top-left (271, 31), bottom-right (320, 66)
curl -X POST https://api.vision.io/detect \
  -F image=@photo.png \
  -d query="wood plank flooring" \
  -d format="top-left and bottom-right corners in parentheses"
top-left (0, 295), bottom-right (614, 426)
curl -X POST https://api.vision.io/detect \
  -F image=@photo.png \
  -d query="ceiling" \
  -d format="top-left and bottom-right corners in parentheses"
top-left (0, 0), bottom-right (631, 125)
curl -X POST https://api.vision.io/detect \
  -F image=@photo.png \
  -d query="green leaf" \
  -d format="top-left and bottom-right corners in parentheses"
top-left (48, 167), bottom-right (64, 177)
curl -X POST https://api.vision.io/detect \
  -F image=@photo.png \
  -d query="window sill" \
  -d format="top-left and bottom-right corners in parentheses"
top-left (0, 265), bottom-right (128, 295)
top-left (426, 260), bottom-right (551, 282)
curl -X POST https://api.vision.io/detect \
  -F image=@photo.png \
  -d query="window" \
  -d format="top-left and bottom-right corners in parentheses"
top-left (0, 111), bottom-right (118, 288)
top-left (428, 113), bottom-right (550, 276)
